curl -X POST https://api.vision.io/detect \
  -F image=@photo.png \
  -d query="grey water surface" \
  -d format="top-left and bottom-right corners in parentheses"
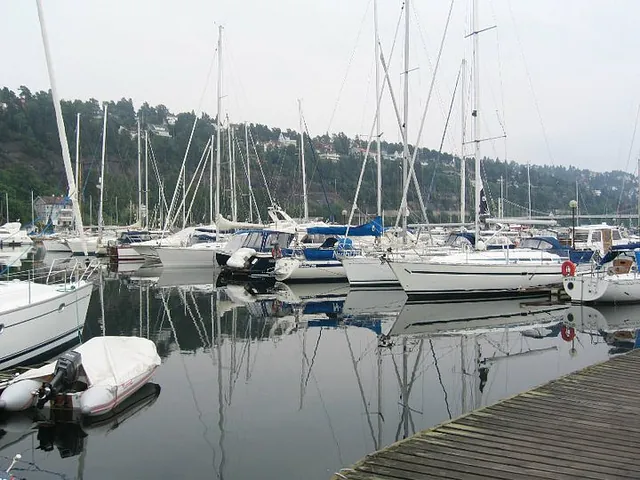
top-left (1, 264), bottom-right (637, 479)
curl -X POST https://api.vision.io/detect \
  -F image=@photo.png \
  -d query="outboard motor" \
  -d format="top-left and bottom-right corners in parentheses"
top-left (36, 351), bottom-right (82, 409)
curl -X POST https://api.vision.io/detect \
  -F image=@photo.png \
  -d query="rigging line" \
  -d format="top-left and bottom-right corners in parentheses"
top-left (303, 327), bottom-right (324, 391)
top-left (617, 101), bottom-right (640, 214)
top-left (296, 329), bottom-right (345, 465)
top-left (161, 293), bottom-right (219, 477)
top-left (248, 128), bottom-right (274, 209)
top-left (506, 0), bottom-right (555, 166)
top-left (344, 328), bottom-right (379, 450)
top-left (232, 128), bottom-right (261, 222)
top-left (303, 117), bottom-right (334, 219)
top-left (197, 42), bottom-right (219, 114)
top-left (489, 0), bottom-right (508, 165)
top-left (326, 0), bottom-right (373, 133)
top-left (427, 64), bottom-right (462, 204)
top-left (394, 0), bottom-right (456, 229)
top-left (411, 2), bottom-right (459, 155)
top-left (429, 338), bottom-right (453, 420)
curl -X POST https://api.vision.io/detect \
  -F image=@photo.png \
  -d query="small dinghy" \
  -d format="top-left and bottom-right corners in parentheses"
top-left (0, 336), bottom-right (160, 417)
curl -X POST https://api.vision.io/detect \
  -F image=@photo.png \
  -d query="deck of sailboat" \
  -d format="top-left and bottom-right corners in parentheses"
top-left (332, 349), bottom-right (640, 480)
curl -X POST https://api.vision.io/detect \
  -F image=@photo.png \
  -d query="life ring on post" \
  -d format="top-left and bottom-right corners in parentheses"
top-left (561, 260), bottom-right (576, 277)
top-left (561, 325), bottom-right (576, 342)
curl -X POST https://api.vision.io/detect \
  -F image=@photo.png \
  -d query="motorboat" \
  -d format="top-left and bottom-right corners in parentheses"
top-left (0, 223), bottom-right (32, 247)
top-left (0, 336), bottom-right (160, 417)
top-left (0, 260), bottom-right (97, 370)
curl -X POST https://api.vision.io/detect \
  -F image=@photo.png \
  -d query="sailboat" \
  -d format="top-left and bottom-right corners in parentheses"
top-left (0, 1), bottom-right (97, 370)
top-left (387, 1), bottom-right (565, 300)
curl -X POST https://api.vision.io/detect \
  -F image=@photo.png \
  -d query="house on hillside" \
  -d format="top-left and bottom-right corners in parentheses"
top-left (319, 152), bottom-right (341, 163)
top-left (148, 124), bottom-right (171, 137)
top-left (34, 196), bottom-right (73, 228)
top-left (278, 133), bottom-right (297, 147)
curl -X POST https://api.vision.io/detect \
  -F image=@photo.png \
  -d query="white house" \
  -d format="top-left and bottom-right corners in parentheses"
top-left (34, 196), bottom-right (73, 228)
top-left (278, 133), bottom-right (297, 147)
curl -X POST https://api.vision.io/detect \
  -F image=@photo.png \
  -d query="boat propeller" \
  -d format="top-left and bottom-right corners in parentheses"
top-left (36, 351), bottom-right (82, 409)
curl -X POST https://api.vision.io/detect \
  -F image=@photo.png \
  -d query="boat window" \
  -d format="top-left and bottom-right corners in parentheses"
top-left (245, 232), bottom-right (263, 249)
top-left (592, 231), bottom-right (602, 242)
top-left (612, 230), bottom-right (622, 240)
top-left (537, 240), bottom-right (554, 250)
top-left (519, 238), bottom-right (540, 249)
top-left (574, 232), bottom-right (589, 243)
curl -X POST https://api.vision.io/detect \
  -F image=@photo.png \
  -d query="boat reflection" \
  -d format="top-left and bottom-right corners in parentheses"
top-left (0, 382), bottom-right (160, 474)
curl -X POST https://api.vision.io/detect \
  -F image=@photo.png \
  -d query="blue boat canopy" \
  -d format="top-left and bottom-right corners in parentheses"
top-left (306, 216), bottom-right (383, 237)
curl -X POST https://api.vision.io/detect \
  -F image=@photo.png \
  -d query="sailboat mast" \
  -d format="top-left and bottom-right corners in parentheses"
top-left (460, 58), bottom-right (466, 223)
top-left (245, 122), bottom-right (253, 222)
top-left (144, 130), bottom-right (149, 229)
top-left (402, 0), bottom-right (410, 242)
top-left (527, 162), bottom-right (532, 218)
top-left (298, 99), bottom-right (308, 221)
top-left (36, 0), bottom-right (86, 248)
top-left (137, 117), bottom-right (142, 226)
top-left (210, 133), bottom-right (214, 224)
top-left (98, 103), bottom-right (107, 240)
top-left (231, 125), bottom-right (237, 222)
top-left (215, 25), bottom-right (223, 222)
top-left (75, 112), bottom-right (81, 217)
top-left (374, 0), bottom-right (382, 218)
top-left (472, 0), bottom-right (481, 247)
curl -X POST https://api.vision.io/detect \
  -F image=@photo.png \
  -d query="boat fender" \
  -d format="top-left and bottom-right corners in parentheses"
top-left (0, 379), bottom-right (41, 411)
top-left (561, 260), bottom-right (576, 277)
top-left (561, 325), bottom-right (576, 342)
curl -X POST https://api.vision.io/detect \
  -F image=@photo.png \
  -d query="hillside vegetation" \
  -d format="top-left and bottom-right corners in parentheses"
top-left (0, 86), bottom-right (636, 227)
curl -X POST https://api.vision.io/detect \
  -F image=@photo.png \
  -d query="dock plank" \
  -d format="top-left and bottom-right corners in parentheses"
top-left (331, 350), bottom-right (640, 480)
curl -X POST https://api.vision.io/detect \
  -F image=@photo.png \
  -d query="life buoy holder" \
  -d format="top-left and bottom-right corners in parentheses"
top-left (561, 260), bottom-right (576, 277)
top-left (561, 325), bottom-right (576, 342)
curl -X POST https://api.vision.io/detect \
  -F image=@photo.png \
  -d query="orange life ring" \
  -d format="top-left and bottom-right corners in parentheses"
top-left (561, 325), bottom-right (576, 342)
top-left (561, 260), bottom-right (576, 277)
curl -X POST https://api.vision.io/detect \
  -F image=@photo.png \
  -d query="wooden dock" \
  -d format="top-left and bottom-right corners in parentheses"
top-left (333, 350), bottom-right (640, 480)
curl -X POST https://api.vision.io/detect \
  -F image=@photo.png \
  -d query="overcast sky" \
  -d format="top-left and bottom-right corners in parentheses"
top-left (3, 1), bottom-right (639, 173)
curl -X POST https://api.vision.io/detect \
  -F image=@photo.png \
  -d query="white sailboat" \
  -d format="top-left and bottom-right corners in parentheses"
top-left (387, 0), bottom-right (565, 300)
top-left (0, 1), bottom-right (96, 370)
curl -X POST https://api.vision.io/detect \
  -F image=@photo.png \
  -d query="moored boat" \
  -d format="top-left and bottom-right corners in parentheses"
top-left (0, 336), bottom-right (160, 417)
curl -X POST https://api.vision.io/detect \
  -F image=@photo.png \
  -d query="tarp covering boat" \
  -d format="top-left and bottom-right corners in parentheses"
top-left (306, 216), bottom-right (383, 237)
top-left (16, 336), bottom-right (159, 388)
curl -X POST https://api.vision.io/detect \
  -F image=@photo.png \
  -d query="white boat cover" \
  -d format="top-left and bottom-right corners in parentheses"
top-left (216, 215), bottom-right (265, 231)
top-left (15, 336), bottom-right (160, 388)
top-left (226, 247), bottom-right (257, 269)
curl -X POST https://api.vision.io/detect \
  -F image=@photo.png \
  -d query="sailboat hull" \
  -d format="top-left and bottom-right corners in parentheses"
top-left (563, 273), bottom-right (640, 304)
top-left (390, 260), bottom-right (563, 300)
top-left (0, 281), bottom-right (93, 370)
top-left (342, 256), bottom-right (399, 288)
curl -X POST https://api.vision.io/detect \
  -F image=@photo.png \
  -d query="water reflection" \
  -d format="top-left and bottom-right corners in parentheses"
top-left (3, 262), bottom-right (640, 479)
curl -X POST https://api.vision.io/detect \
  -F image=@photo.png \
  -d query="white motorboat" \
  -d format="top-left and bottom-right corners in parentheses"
top-left (274, 256), bottom-right (346, 282)
top-left (0, 268), bottom-right (95, 370)
top-left (0, 223), bottom-right (32, 247)
top-left (0, 336), bottom-right (160, 417)
top-left (156, 242), bottom-right (224, 268)
top-left (132, 225), bottom-right (218, 259)
top-left (389, 249), bottom-right (565, 300)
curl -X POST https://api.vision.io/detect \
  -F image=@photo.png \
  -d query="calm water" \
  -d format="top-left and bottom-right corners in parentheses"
top-left (2, 261), bottom-right (639, 479)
